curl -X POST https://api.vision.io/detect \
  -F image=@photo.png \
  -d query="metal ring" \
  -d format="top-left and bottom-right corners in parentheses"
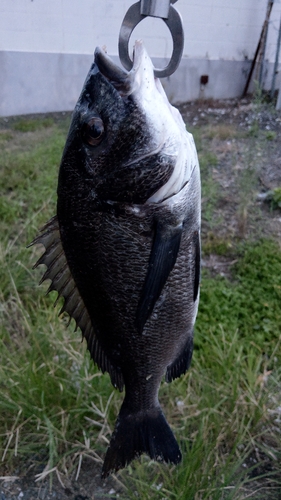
top-left (118, 2), bottom-right (184, 78)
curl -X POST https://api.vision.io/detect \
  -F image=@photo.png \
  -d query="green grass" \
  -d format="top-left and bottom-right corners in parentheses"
top-left (189, 126), bottom-right (220, 227)
top-left (11, 117), bottom-right (55, 132)
top-left (197, 239), bottom-right (281, 348)
top-left (271, 187), bottom-right (281, 210)
top-left (0, 115), bottom-right (280, 498)
top-left (203, 233), bottom-right (234, 256)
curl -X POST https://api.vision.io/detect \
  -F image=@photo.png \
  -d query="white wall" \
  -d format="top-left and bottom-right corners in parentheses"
top-left (1, 0), bottom-right (281, 116)
top-left (1, 0), bottom-right (280, 60)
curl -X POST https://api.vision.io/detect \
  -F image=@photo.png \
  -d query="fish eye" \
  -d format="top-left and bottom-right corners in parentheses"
top-left (82, 116), bottom-right (105, 146)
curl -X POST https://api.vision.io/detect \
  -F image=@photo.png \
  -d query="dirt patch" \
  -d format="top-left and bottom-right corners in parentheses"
top-left (180, 97), bottom-right (281, 246)
top-left (1, 459), bottom-right (123, 500)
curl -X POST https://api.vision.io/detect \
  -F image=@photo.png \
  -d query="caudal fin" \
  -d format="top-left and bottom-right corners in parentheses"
top-left (101, 405), bottom-right (181, 478)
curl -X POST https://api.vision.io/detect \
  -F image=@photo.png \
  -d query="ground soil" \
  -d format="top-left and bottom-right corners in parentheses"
top-left (181, 96), bottom-right (281, 278)
top-left (0, 458), bottom-right (123, 500)
top-left (1, 96), bottom-right (281, 499)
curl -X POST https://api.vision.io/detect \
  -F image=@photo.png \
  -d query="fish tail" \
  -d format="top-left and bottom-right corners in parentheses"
top-left (101, 404), bottom-right (181, 478)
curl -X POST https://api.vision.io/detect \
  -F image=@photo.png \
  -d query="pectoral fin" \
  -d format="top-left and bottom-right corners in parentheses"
top-left (135, 220), bottom-right (183, 334)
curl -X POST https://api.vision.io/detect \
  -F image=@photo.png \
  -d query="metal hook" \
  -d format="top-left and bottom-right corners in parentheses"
top-left (140, 0), bottom-right (175, 19)
top-left (118, 0), bottom-right (184, 78)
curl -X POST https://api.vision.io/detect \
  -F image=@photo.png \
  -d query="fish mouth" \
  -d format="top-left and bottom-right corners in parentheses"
top-left (94, 41), bottom-right (154, 96)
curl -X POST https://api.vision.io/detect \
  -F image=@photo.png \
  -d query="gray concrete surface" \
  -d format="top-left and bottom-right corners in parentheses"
top-left (1, 50), bottom-right (278, 117)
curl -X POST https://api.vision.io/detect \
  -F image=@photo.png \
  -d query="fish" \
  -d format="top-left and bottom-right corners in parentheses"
top-left (31, 40), bottom-right (201, 478)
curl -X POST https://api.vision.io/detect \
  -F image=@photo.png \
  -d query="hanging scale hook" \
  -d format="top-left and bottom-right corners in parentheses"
top-left (118, 0), bottom-right (184, 78)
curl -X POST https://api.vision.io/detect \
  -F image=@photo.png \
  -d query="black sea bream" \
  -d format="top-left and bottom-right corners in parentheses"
top-left (32, 41), bottom-right (201, 477)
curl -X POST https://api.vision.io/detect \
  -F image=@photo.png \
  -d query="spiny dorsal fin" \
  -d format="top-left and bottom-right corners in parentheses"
top-left (30, 216), bottom-right (124, 391)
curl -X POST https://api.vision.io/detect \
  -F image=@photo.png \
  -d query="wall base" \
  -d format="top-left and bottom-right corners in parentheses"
top-left (0, 51), bottom-right (278, 117)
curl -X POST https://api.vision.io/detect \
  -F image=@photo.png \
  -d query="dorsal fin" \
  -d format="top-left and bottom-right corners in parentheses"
top-left (29, 216), bottom-right (124, 391)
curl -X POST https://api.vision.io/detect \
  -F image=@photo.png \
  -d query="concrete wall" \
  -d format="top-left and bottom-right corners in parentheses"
top-left (1, 0), bottom-right (281, 116)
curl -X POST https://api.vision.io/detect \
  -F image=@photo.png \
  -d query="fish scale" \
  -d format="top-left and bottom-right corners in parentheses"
top-left (31, 41), bottom-right (201, 477)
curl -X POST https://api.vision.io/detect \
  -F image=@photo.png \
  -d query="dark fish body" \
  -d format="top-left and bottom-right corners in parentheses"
top-left (32, 42), bottom-right (201, 477)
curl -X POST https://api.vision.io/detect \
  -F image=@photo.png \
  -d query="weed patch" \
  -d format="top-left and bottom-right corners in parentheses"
top-left (12, 117), bottom-right (55, 133)
top-left (271, 187), bottom-right (281, 210)
top-left (203, 233), bottom-right (234, 256)
top-left (197, 239), bottom-right (281, 349)
top-left (203, 124), bottom-right (239, 141)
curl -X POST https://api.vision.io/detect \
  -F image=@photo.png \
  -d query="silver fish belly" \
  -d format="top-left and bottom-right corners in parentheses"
top-left (32, 41), bottom-right (201, 477)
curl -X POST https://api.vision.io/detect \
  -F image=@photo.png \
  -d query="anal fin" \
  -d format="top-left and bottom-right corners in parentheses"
top-left (165, 335), bottom-right (193, 383)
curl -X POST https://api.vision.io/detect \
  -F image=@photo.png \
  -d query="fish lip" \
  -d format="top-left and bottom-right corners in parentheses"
top-left (94, 41), bottom-right (148, 95)
top-left (94, 47), bottom-right (130, 93)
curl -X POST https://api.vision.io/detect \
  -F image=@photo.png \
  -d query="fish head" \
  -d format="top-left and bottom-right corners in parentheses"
top-left (59, 41), bottom-right (197, 204)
